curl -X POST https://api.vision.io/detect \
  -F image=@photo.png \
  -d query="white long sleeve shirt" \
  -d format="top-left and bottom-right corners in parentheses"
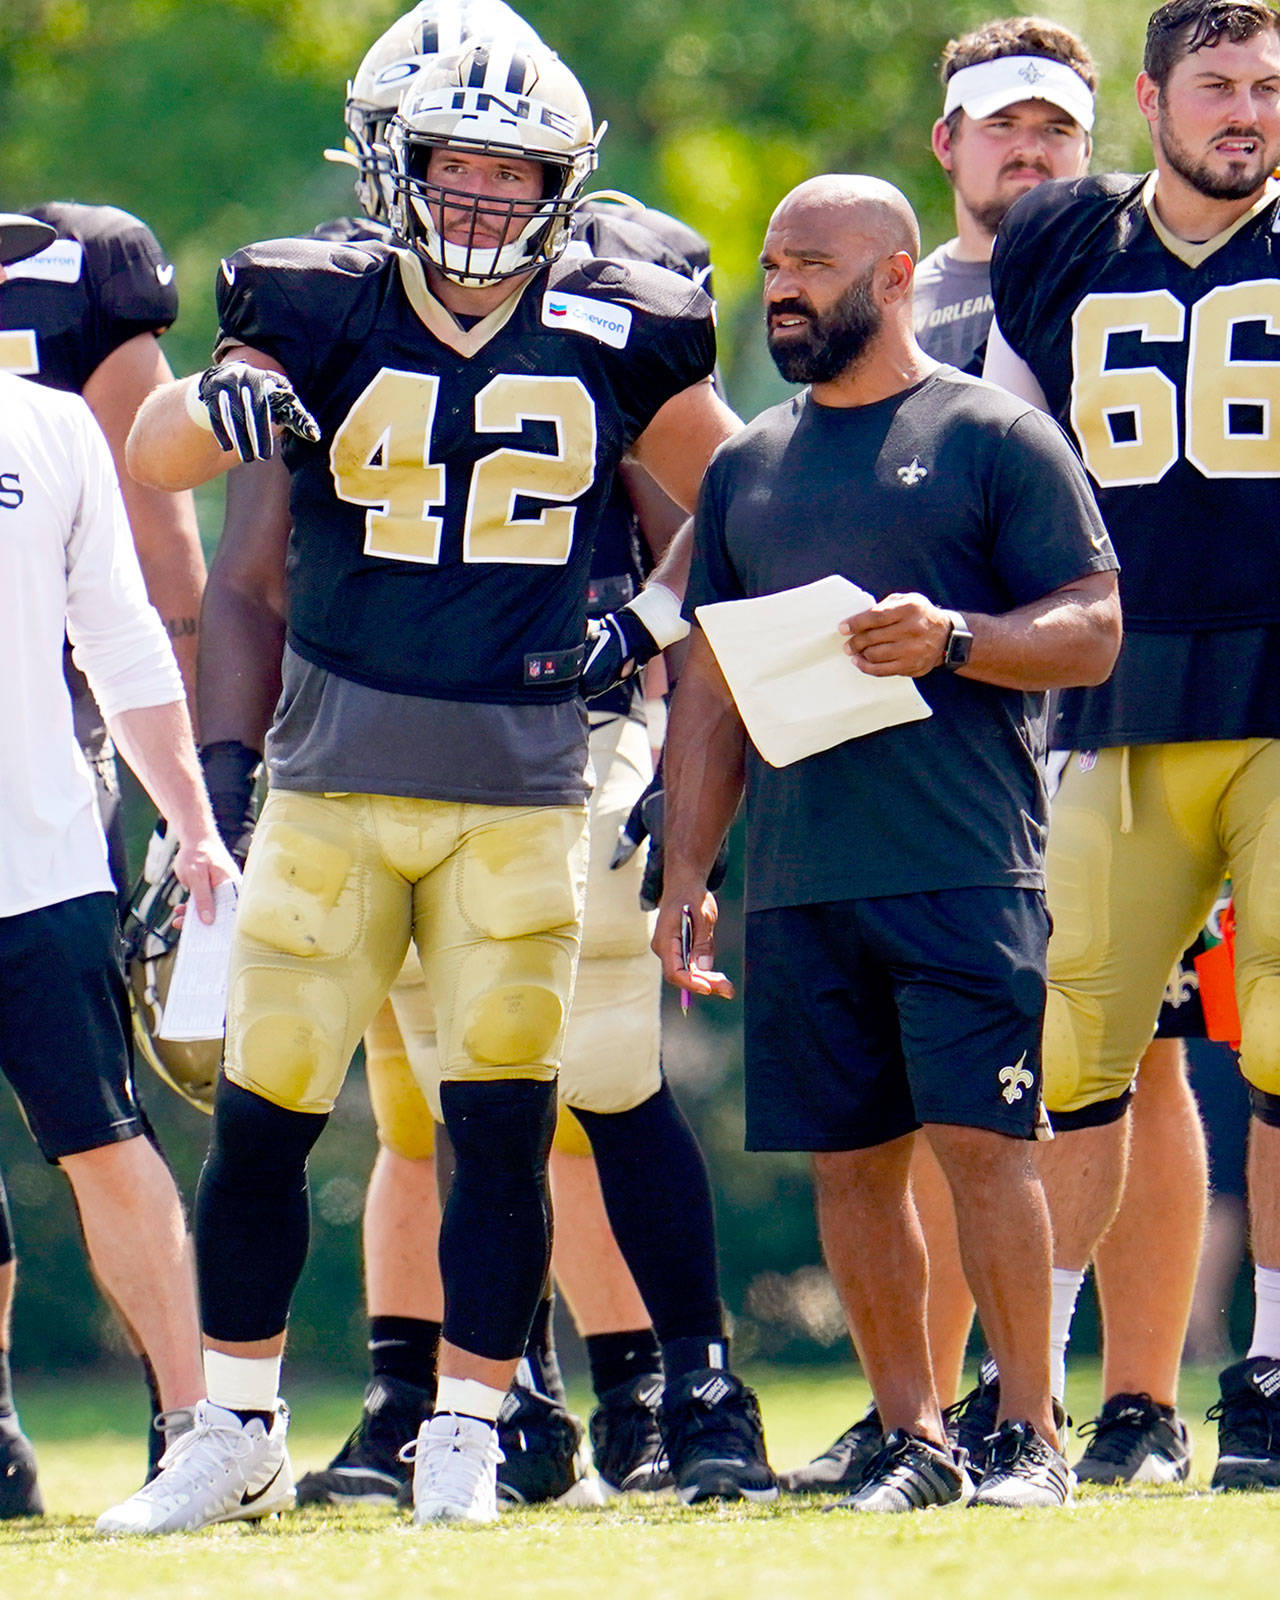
top-left (0, 371), bottom-right (182, 915)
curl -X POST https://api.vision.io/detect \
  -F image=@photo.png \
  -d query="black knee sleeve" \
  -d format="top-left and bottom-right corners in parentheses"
top-left (1250, 1087), bottom-right (1280, 1129)
top-left (1048, 1085), bottom-right (1134, 1133)
top-left (195, 1079), bottom-right (328, 1342)
top-left (575, 1081), bottom-right (724, 1344)
top-left (438, 1078), bottom-right (556, 1361)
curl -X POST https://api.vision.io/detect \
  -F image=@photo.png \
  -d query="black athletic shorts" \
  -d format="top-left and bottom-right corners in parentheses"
top-left (0, 892), bottom-right (145, 1162)
top-left (743, 887), bottom-right (1050, 1152)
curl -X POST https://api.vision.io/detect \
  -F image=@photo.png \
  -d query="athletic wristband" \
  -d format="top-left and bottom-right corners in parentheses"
top-left (184, 372), bottom-right (215, 433)
top-left (628, 581), bottom-right (690, 650)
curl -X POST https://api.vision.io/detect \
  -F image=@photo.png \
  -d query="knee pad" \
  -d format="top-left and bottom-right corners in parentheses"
top-left (1240, 976), bottom-right (1280, 1096)
top-left (457, 939), bottom-right (570, 1069)
top-left (1041, 987), bottom-right (1105, 1113)
top-left (1048, 1085), bottom-right (1134, 1133)
top-left (1249, 1087), bottom-right (1280, 1129)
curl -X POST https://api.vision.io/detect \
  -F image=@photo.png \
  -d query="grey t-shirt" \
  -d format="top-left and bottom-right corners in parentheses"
top-left (686, 368), bottom-right (1117, 913)
top-left (267, 645), bottom-right (591, 807)
top-left (913, 242), bottom-right (994, 374)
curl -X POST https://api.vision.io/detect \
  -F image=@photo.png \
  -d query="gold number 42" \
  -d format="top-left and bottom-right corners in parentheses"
top-left (1070, 281), bottom-right (1280, 487)
top-left (330, 367), bottom-right (598, 566)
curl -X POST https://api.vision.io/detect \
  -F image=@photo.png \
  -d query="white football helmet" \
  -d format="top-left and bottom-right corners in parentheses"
top-left (388, 40), bottom-right (602, 284)
top-left (122, 826), bottom-right (221, 1115)
top-left (337, 0), bottom-right (543, 221)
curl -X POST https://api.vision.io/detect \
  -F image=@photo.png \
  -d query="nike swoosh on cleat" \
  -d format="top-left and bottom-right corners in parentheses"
top-left (240, 1464), bottom-right (285, 1507)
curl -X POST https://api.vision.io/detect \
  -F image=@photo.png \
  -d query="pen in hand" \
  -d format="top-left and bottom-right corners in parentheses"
top-left (680, 904), bottom-right (693, 1015)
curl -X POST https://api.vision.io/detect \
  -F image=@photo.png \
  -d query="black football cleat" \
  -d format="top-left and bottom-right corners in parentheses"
top-left (943, 1353), bottom-right (1001, 1477)
top-left (778, 1405), bottom-right (883, 1494)
top-left (1209, 1356), bottom-right (1280, 1491)
top-left (588, 1375), bottom-right (673, 1495)
top-left (496, 1385), bottom-right (602, 1507)
top-left (1074, 1392), bottom-right (1191, 1485)
top-left (661, 1369), bottom-right (777, 1505)
top-left (295, 1376), bottom-right (432, 1506)
top-left (0, 1415), bottom-right (42, 1518)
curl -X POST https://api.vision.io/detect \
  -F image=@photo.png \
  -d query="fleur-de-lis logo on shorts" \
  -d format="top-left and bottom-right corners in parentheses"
top-left (999, 1054), bottom-right (1034, 1104)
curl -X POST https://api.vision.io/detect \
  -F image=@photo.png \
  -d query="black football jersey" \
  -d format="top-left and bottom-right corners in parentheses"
top-left (0, 201), bottom-right (177, 392)
top-left (214, 238), bottom-right (714, 705)
top-left (992, 175), bottom-right (1280, 632)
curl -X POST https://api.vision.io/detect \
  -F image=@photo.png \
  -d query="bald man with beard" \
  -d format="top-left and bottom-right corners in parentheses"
top-left (655, 176), bottom-right (1122, 1514)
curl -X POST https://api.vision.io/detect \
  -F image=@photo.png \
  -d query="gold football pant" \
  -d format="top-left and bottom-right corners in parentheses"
top-left (226, 789), bottom-right (588, 1114)
top-left (366, 712), bottom-right (664, 1159)
top-left (1044, 738), bottom-right (1280, 1114)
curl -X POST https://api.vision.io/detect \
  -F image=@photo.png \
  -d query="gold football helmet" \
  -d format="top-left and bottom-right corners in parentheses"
top-left (122, 826), bottom-right (221, 1115)
top-left (388, 40), bottom-right (601, 284)
top-left (336, 0), bottom-right (543, 221)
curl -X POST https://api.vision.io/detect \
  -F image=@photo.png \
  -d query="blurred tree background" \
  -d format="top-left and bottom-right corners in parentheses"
top-left (3, 0), bottom-right (1234, 1389)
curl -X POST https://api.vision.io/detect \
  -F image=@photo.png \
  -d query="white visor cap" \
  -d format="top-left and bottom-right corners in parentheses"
top-left (943, 55), bottom-right (1094, 132)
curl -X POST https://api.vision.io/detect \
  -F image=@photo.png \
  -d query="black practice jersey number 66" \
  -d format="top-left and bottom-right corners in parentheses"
top-left (331, 367), bottom-right (597, 565)
top-left (1070, 281), bottom-right (1280, 487)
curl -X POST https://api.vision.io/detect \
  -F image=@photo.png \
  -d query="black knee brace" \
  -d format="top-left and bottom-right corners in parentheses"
top-left (438, 1077), bottom-right (556, 1361)
top-left (1250, 1086), bottom-right (1280, 1129)
top-left (1048, 1084), bottom-right (1134, 1133)
top-left (195, 1079), bottom-right (328, 1342)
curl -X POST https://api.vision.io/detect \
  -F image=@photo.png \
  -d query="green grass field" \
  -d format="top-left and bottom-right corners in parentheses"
top-left (5, 1363), bottom-right (1279, 1599)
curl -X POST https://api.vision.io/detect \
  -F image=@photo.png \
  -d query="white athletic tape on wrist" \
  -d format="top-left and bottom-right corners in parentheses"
top-left (628, 581), bottom-right (690, 650)
top-left (184, 372), bottom-right (215, 433)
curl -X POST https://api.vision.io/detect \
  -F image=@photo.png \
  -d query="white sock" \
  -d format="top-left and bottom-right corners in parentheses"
top-left (1050, 1267), bottom-right (1085, 1404)
top-left (1247, 1266), bottom-right (1280, 1360)
top-left (435, 1376), bottom-right (505, 1423)
top-left (203, 1351), bottom-right (281, 1416)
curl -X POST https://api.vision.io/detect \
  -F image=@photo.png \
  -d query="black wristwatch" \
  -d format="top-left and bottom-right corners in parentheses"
top-left (941, 610), bottom-right (973, 671)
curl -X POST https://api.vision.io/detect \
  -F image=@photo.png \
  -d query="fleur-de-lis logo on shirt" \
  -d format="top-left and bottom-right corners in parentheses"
top-left (897, 457), bottom-right (928, 486)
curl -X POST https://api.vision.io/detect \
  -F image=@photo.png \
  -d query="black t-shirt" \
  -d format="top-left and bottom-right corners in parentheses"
top-left (0, 201), bottom-right (177, 391)
top-left (992, 173), bottom-right (1280, 747)
top-left (686, 368), bottom-right (1117, 911)
top-left (215, 236), bottom-right (714, 705)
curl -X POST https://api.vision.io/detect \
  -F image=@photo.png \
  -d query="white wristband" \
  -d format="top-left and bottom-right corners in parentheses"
top-left (184, 372), bottom-right (214, 433)
top-left (628, 581), bottom-right (690, 650)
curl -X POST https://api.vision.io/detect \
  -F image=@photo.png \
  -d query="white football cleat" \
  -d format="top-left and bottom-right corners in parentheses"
top-left (408, 1412), bottom-right (502, 1525)
top-left (96, 1399), bottom-right (294, 1535)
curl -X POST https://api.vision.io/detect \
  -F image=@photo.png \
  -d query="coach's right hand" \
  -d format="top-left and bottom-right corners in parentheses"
top-left (191, 362), bottom-right (321, 462)
top-left (653, 880), bottom-right (734, 1000)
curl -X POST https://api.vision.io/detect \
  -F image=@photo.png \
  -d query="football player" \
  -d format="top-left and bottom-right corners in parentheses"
top-left (195, 4), bottom-right (715, 1511)
top-left (0, 196), bottom-right (206, 1500)
top-left (984, 0), bottom-right (1280, 1491)
top-left (99, 42), bottom-right (772, 1534)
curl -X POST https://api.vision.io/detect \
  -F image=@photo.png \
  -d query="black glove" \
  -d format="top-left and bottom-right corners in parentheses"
top-left (581, 604), bottom-right (661, 701)
top-left (610, 766), bottom-right (729, 912)
top-left (197, 362), bottom-right (320, 462)
top-left (199, 740), bottom-right (260, 864)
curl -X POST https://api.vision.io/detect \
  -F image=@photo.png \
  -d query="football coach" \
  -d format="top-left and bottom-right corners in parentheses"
top-left (654, 176), bottom-right (1121, 1514)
